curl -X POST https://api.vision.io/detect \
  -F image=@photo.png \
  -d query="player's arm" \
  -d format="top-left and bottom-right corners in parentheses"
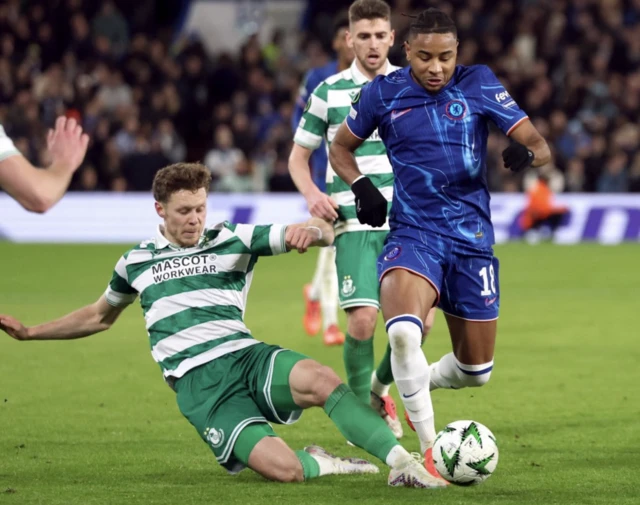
top-left (0, 116), bottom-right (89, 213)
top-left (506, 119), bottom-right (551, 169)
top-left (478, 66), bottom-right (552, 173)
top-left (232, 219), bottom-right (334, 257)
top-left (289, 143), bottom-right (339, 221)
top-left (0, 295), bottom-right (126, 341)
top-left (329, 84), bottom-right (387, 227)
top-left (290, 84), bottom-right (339, 221)
top-left (285, 217), bottom-right (335, 254)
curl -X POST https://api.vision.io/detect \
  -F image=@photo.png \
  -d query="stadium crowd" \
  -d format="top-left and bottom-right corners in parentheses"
top-left (0, 0), bottom-right (639, 194)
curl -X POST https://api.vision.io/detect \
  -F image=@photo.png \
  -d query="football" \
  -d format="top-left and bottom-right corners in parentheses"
top-left (432, 420), bottom-right (499, 486)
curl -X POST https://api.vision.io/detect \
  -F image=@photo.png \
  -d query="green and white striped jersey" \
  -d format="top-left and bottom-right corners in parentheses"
top-left (104, 221), bottom-right (288, 381)
top-left (294, 60), bottom-right (399, 235)
top-left (0, 125), bottom-right (20, 162)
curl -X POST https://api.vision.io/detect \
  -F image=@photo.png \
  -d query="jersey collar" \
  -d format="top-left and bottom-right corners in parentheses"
top-left (154, 225), bottom-right (207, 250)
top-left (404, 65), bottom-right (459, 95)
top-left (350, 59), bottom-right (394, 85)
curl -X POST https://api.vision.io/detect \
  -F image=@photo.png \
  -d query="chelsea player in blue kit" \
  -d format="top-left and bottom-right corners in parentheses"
top-left (329, 8), bottom-right (551, 480)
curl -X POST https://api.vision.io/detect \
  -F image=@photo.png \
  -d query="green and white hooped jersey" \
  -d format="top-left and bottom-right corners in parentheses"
top-left (104, 221), bottom-right (288, 380)
top-left (0, 125), bottom-right (20, 161)
top-left (293, 60), bottom-right (398, 235)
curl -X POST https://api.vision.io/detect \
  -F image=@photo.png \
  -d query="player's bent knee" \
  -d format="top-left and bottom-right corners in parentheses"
top-left (386, 315), bottom-right (423, 357)
top-left (346, 306), bottom-right (378, 340)
top-left (309, 364), bottom-right (342, 405)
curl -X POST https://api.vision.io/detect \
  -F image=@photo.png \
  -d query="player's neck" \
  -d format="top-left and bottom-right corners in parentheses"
top-left (159, 225), bottom-right (190, 249)
top-left (355, 58), bottom-right (388, 82)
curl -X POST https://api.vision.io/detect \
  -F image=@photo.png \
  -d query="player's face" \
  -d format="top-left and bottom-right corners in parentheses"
top-left (333, 27), bottom-right (355, 65)
top-left (347, 18), bottom-right (394, 74)
top-left (405, 32), bottom-right (458, 93)
top-left (155, 188), bottom-right (207, 247)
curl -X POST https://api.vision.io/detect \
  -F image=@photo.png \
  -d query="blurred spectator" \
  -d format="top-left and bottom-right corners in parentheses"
top-left (629, 152), bottom-right (640, 192)
top-left (520, 170), bottom-right (569, 243)
top-left (0, 0), bottom-right (637, 194)
top-left (204, 125), bottom-right (244, 188)
top-left (216, 155), bottom-right (257, 193)
top-left (597, 151), bottom-right (629, 192)
top-left (92, 2), bottom-right (129, 58)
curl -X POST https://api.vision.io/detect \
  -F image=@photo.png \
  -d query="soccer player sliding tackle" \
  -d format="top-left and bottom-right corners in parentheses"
top-left (1, 162), bottom-right (441, 488)
top-left (329, 8), bottom-right (551, 485)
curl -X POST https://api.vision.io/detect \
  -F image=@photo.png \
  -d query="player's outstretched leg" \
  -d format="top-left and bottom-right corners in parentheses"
top-left (428, 315), bottom-right (495, 391)
top-left (371, 307), bottom-right (437, 439)
top-left (380, 269), bottom-right (447, 483)
top-left (283, 358), bottom-right (447, 488)
top-left (236, 425), bottom-right (379, 482)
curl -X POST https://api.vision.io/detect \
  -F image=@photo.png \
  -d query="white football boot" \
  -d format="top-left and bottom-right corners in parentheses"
top-left (304, 445), bottom-right (380, 474)
top-left (388, 453), bottom-right (448, 489)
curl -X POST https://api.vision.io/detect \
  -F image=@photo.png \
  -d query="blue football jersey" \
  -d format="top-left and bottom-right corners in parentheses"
top-left (292, 60), bottom-right (340, 192)
top-left (346, 64), bottom-right (528, 249)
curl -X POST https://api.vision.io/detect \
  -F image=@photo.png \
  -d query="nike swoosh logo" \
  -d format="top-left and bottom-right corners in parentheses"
top-left (485, 297), bottom-right (497, 306)
top-left (402, 389), bottom-right (421, 399)
top-left (391, 108), bottom-right (412, 120)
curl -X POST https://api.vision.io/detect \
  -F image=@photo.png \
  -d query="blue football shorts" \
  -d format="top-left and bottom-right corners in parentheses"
top-left (377, 231), bottom-right (500, 321)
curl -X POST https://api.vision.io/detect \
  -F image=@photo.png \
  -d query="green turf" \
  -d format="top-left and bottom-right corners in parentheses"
top-left (1, 242), bottom-right (639, 504)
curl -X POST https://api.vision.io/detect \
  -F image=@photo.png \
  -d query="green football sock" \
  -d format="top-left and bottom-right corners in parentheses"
top-left (374, 343), bottom-right (394, 385)
top-left (295, 450), bottom-right (320, 480)
top-left (324, 384), bottom-right (398, 463)
top-left (343, 334), bottom-right (374, 404)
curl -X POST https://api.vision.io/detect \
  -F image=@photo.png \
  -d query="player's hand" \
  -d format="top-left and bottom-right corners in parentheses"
top-left (0, 315), bottom-right (29, 341)
top-left (502, 142), bottom-right (534, 172)
top-left (285, 225), bottom-right (322, 254)
top-left (351, 176), bottom-right (387, 227)
top-left (306, 191), bottom-right (339, 221)
top-left (47, 116), bottom-right (90, 173)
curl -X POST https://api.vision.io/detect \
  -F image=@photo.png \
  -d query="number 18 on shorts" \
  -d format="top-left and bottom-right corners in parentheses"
top-left (378, 236), bottom-right (500, 321)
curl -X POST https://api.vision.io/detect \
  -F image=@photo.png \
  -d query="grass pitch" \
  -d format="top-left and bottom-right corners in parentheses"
top-left (1, 242), bottom-right (638, 505)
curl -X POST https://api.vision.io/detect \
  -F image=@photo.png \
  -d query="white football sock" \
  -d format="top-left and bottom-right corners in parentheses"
top-left (371, 371), bottom-right (391, 397)
top-left (320, 246), bottom-right (338, 330)
top-left (385, 444), bottom-right (413, 468)
top-left (387, 315), bottom-right (436, 453)
top-left (429, 352), bottom-right (494, 391)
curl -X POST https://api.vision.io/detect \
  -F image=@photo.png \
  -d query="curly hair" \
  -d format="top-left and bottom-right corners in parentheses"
top-left (152, 163), bottom-right (211, 203)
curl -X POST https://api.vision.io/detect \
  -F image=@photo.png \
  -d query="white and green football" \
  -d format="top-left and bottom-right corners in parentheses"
top-left (432, 420), bottom-right (499, 486)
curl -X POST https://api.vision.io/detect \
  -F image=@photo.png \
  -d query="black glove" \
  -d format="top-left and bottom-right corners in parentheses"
top-left (502, 142), bottom-right (534, 172)
top-left (351, 176), bottom-right (387, 227)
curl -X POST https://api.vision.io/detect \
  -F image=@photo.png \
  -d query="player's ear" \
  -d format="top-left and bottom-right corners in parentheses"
top-left (389, 29), bottom-right (395, 47)
top-left (403, 40), bottom-right (410, 61)
top-left (155, 201), bottom-right (165, 219)
top-left (345, 30), bottom-right (354, 49)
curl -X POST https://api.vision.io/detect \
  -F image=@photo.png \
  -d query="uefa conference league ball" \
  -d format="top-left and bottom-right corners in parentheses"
top-left (432, 420), bottom-right (499, 486)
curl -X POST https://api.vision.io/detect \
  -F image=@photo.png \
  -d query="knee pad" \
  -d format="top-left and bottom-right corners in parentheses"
top-left (386, 315), bottom-right (423, 357)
